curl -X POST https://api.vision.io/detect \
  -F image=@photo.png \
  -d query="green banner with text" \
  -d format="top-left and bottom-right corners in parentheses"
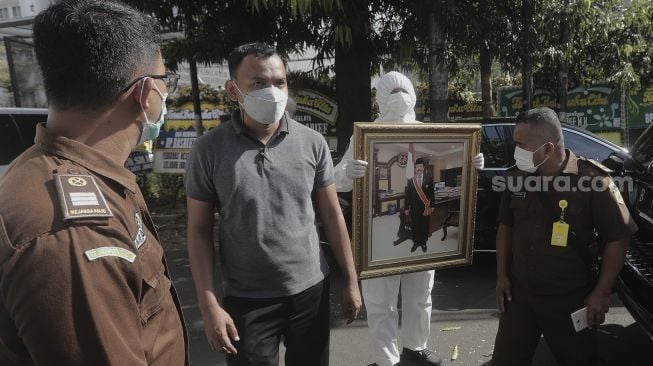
top-left (497, 83), bottom-right (621, 132)
top-left (626, 84), bottom-right (653, 129)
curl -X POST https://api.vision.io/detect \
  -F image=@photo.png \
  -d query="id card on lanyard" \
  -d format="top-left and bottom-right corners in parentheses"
top-left (551, 199), bottom-right (569, 247)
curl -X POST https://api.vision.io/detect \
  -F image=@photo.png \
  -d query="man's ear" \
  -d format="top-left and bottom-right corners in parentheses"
top-left (131, 77), bottom-right (154, 109)
top-left (225, 80), bottom-right (240, 103)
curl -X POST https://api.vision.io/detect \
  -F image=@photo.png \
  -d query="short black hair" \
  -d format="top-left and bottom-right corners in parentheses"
top-left (33, 0), bottom-right (161, 110)
top-left (515, 107), bottom-right (564, 145)
top-left (228, 42), bottom-right (284, 79)
top-left (415, 157), bottom-right (426, 166)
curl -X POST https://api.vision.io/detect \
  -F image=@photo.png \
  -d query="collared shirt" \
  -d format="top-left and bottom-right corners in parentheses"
top-left (0, 124), bottom-right (187, 365)
top-left (498, 149), bottom-right (638, 295)
top-left (184, 110), bottom-right (333, 298)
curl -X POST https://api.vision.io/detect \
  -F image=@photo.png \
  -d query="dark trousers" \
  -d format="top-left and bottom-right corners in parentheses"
top-left (492, 283), bottom-right (597, 366)
top-left (410, 210), bottom-right (429, 245)
top-left (224, 278), bottom-right (330, 366)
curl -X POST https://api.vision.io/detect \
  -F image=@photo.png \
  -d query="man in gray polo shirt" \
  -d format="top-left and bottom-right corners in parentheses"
top-left (184, 42), bottom-right (362, 366)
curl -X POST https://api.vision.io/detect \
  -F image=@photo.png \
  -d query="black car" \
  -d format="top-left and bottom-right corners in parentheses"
top-left (0, 108), bottom-right (48, 176)
top-left (610, 124), bottom-right (653, 339)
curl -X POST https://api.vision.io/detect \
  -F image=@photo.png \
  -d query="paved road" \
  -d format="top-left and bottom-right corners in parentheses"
top-left (157, 215), bottom-right (651, 365)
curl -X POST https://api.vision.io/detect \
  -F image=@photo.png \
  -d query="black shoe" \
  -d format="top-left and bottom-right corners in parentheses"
top-left (400, 347), bottom-right (442, 366)
top-left (411, 244), bottom-right (419, 252)
top-left (421, 244), bottom-right (427, 253)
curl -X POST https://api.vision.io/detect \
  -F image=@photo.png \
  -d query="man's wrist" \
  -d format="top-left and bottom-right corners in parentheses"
top-left (342, 273), bottom-right (359, 286)
top-left (592, 283), bottom-right (613, 296)
top-left (497, 269), bottom-right (509, 278)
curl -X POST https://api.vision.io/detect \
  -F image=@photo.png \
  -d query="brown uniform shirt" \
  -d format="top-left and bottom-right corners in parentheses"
top-left (498, 149), bottom-right (638, 295)
top-left (0, 124), bottom-right (188, 365)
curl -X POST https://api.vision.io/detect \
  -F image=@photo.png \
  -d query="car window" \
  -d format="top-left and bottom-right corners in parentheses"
top-left (562, 130), bottom-right (615, 163)
top-left (481, 125), bottom-right (515, 168)
top-left (480, 124), bottom-right (620, 169)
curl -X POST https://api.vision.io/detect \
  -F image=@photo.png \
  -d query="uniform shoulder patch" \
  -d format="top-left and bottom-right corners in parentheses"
top-left (54, 173), bottom-right (114, 220)
top-left (579, 157), bottom-right (614, 175)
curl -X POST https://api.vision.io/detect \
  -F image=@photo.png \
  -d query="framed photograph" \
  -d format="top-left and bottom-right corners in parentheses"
top-left (379, 167), bottom-right (388, 180)
top-left (351, 122), bottom-right (481, 279)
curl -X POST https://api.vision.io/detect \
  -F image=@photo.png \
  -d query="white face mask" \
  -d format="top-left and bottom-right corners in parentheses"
top-left (514, 143), bottom-right (549, 173)
top-left (386, 92), bottom-right (414, 116)
top-left (233, 82), bottom-right (288, 125)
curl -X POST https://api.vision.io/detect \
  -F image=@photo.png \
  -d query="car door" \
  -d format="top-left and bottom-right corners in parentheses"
top-left (616, 125), bottom-right (653, 338)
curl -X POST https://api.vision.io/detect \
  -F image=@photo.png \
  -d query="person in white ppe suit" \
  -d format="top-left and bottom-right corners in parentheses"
top-left (334, 71), bottom-right (484, 366)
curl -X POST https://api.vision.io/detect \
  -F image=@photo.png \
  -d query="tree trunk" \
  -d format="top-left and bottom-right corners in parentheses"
top-left (334, 5), bottom-right (372, 156)
top-left (480, 42), bottom-right (493, 119)
top-left (428, 1), bottom-right (448, 122)
top-left (189, 57), bottom-right (204, 136)
top-left (522, 0), bottom-right (533, 110)
top-left (557, 0), bottom-right (569, 123)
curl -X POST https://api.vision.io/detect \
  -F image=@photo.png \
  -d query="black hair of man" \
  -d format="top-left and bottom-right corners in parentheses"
top-left (227, 42), bottom-right (286, 79)
top-left (415, 157), bottom-right (426, 166)
top-left (33, 0), bottom-right (161, 111)
top-left (515, 107), bottom-right (565, 146)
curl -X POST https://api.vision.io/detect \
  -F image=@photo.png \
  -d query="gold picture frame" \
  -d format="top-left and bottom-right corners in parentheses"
top-left (352, 122), bottom-right (481, 279)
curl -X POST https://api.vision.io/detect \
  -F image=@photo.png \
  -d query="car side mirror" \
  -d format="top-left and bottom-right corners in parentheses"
top-left (603, 152), bottom-right (626, 174)
top-left (609, 153), bottom-right (625, 164)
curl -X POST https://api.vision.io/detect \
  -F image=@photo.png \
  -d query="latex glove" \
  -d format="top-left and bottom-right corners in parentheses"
top-left (345, 159), bottom-right (368, 179)
top-left (472, 153), bottom-right (484, 170)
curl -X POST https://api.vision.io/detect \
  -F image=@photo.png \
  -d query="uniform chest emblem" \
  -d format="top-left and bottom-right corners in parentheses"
top-left (134, 212), bottom-right (147, 249)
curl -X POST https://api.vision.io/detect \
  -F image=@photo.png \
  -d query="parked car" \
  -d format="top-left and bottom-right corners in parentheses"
top-left (0, 108), bottom-right (47, 176)
top-left (0, 108), bottom-right (152, 177)
top-left (609, 123), bottom-right (653, 339)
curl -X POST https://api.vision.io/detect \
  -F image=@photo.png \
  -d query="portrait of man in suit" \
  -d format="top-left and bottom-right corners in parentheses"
top-left (405, 157), bottom-right (435, 252)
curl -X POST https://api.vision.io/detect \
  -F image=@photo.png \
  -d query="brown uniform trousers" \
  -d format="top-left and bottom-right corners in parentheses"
top-left (492, 150), bottom-right (637, 366)
top-left (0, 124), bottom-right (188, 365)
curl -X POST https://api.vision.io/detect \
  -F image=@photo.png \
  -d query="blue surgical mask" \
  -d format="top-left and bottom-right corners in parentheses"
top-left (138, 79), bottom-right (168, 145)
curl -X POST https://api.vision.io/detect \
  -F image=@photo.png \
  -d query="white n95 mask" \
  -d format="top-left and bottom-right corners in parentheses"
top-left (234, 83), bottom-right (288, 125)
top-left (514, 144), bottom-right (549, 173)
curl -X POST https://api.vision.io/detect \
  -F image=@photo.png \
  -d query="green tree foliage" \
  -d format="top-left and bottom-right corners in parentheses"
top-left (128, 0), bottom-right (653, 135)
top-left (526, 0), bottom-right (653, 91)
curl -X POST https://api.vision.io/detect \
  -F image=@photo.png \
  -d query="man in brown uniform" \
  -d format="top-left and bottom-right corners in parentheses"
top-left (491, 107), bottom-right (637, 366)
top-left (0, 1), bottom-right (187, 365)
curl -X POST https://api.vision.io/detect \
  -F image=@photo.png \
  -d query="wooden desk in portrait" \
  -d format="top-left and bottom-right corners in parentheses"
top-left (393, 195), bottom-right (461, 246)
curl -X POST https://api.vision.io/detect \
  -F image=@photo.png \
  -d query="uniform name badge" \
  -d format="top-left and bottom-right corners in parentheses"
top-left (551, 199), bottom-right (569, 247)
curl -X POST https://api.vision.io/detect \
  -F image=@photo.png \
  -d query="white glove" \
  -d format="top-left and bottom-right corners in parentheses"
top-left (345, 159), bottom-right (368, 179)
top-left (472, 153), bottom-right (484, 170)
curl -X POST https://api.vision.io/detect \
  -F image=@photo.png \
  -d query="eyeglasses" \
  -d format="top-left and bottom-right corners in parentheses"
top-left (120, 73), bottom-right (180, 94)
